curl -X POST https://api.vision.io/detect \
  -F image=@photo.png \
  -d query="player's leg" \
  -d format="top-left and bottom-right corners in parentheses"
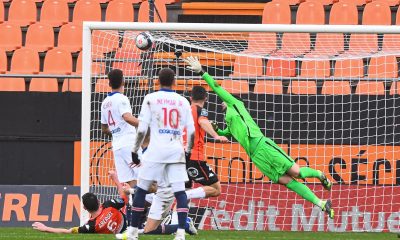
top-left (186, 160), bottom-right (221, 199)
top-left (167, 163), bottom-right (190, 240)
top-left (113, 147), bottom-right (138, 188)
top-left (286, 161), bottom-right (332, 191)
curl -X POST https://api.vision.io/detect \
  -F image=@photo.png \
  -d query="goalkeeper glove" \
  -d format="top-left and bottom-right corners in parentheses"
top-left (131, 152), bottom-right (140, 166)
top-left (184, 56), bottom-right (204, 75)
top-left (210, 121), bottom-right (219, 132)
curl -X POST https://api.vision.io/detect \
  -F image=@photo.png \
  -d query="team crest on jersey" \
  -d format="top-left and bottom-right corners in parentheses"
top-left (187, 167), bottom-right (199, 178)
top-left (201, 108), bottom-right (208, 117)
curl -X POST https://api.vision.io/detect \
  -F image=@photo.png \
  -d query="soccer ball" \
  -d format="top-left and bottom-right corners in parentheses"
top-left (135, 32), bottom-right (154, 51)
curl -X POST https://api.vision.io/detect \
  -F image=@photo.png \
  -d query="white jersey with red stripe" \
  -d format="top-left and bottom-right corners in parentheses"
top-left (100, 92), bottom-right (136, 150)
top-left (138, 88), bottom-right (195, 163)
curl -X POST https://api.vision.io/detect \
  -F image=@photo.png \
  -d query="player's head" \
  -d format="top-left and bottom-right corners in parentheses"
top-left (108, 69), bottom-right (124, 90)
top-left (191, 86), bottom-right (207, 103)
top-left (158, 68), bottom-right (175, 87)
top-left (222, 94), bottom-right (243, 112)
top-left (82, 192), bottom-right (99, 212)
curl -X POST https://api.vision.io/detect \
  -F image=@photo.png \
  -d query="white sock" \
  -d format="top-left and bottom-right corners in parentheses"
top-left (171, 211), bottom-right (178, 224)
top-left (177, 228), bottom-right (186, 235)
top-left (145, 193), bottom-right (154, 204)
top-left (128, 226), bottom-right (138, 236)
top-left (185, 187), bottom-right (206, 200)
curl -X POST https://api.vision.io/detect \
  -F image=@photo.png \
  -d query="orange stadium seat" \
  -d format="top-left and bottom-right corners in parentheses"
top-left (300, 60), bottom-right (330, 77)
top-left (0, 3), bottom-right (4, 23)
top-left (329, 2), bottom-right (358, 25)
top-left (73, 0), bottom-right (101, 23)
top-left (254, 80), bottom-right (283, 94)
top-left (112, 50), bottom-right (141, 76)
top-left (246, 32), bottom-right (277, 54)
top-left (390, 82), bottom-right (399, 94)
top-left (138, 0), bottom-right (167, 22)
top-left (10, 48), bottom-right (39, 74)
top-left (91, 30), bottom-right (120, 55)
top-left (334, 59), bottom-right (364, 77)
top-left (383, 7), bottom-right (400, 51)
top-left (265, 59), bottom-right (296, 77)
top-left (312, 33), bottom-right (344, 56)
top-left (368, 56), bottom-right (398, 78)
top-left (121, 31), bottom-right (141, 51)
top-left (40, 0), bottom-right (69, 27)
top-left (296, 1), bottom-right (325, 24)
top-left (372, 0), bottom-right (399, 6)
top-left (8, 0), bottom-right (37, 27)
top-left (321, 81), bottom-right (351, 94)
top-left (273, 0), bottom-right (305, 6)
top-left (339, 0), bottom-right (366, 6)
top-left (106, 0), bottom-right (134, 22)
top-left (288, 81), bottom-right (317, 94)
top-left (62, 78), bottom-right (82, 92)
top-left (0, 78), bottom-right (26, 91)
top-left (355, 81), bottom-right (385, 95)
top-left (348, 34), bottom-right (378, 54)
top-left (221, 80), bottom-right (249, 94)
top-left (43, 48), bottom-right (72, 74)
top-left (305, 0), bottom-right (335, 5)
top-left (0, 23), bottom-right (22, 51)
top-left (278, 33), bottom-right (310, 55)
top-left (25, 23), bottom-right (54, 52)
top-left (29, 78), bottom-right (59, 92)
top-left (230, 55), bottom-right (263, 77)
top-left (0, 50), bottom-right (6, 73)
top-left (76, 52), bottom-right (105, 75)
top-left (58, 23), bottom-right (83, 53)
top-left (363, 2), bottom-right (391, 25)
top-left (95, 78), bottom-right (111, 93)
top-left (262, 1), bottom-right (291, 24)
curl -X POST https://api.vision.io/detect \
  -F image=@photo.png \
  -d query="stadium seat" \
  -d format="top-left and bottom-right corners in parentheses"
top-left (262, 1), bottom-right (291, 24)
top-left (73, 0), bottom-right (101, 23)
top-left (339, 0), bottom-right (366, 6)
top-left (0, 3), bottom-right (4, 23)
top-left (43, 48), bottom-right (72, 74)
top-left (0, 78), bottom-right (26, 91)
top-left (112, 49), bottom-right (141, 76)
top-left (278, 33), bottom-right (310, 55)
top-left (62, 78), bottom-right (82, 92)
top-left (265, 59), bottom-right (296, 77)
top-left (246, 32), bottom-right (277, 54)
top-left (8, 0), bottom-right (37, 27)
top-left (91, 30), bottom-right (120, 55)
top-left (230, 55), bottom-right (263, 77)
top-left (75, 52), bottom-right (105, 75)
top-left (25, 23), bottom-right (54, 52)
top-left (121, 31), bottom-right (141, 50)
top-left (29, 78), bottom-right (59, 92)
top-left (273, 0), bottom-right (305, 6)
top-left (368, 56), bottom-right (398, 78)
top-left (95, 78), bottom-right (111, 92)
top-left (106, 0), bottom-right (134, 22)
top-left (383, 7), bottom-right (400, 51)
top-left (287, 81), bottom-right (317, 94)
top-left (300, 60), bottom-right (330, 77)
top-left (10, 48), bottom-right (39, 74)
top-left (58, 23), bottom-right (83, 53)
top-left (305, 0), bottom-right (334, 5)
top-left (221, 80), bottom-right (249, 94)
top-left (0, 23), bottom-right (22, 51)
top-left (348, 34), bottom-right (378, 54)
top-left (321, 81), bottom-right (352, 95)
top-left (296, 1), bottom-right (325, 24)
top-left (363, 2), bottom-right (391, 25)
top-left (254, 80), bottom-right (283, 94)
top-left (355, 81), bottom-right (385, 95)
top-left (312, 33), bottom-right (344, 56)
top-left (40, 0), bottom-right (69, 27)
top-left (334, 58), bottom-right (364, 77)
top-left (372, 0), bottom-right (399, 6)
top-left (138, 0), bottom-right (167, 22)
top-left (329, 2), bottom-right (358, 25)
top-left (0, 50), bottom-right (6, 73)
top-left (390, 81), bottom-right (399, 94)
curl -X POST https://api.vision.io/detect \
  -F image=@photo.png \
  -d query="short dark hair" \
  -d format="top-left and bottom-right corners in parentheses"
top-left (158, 68), bottom-right (175, 87)
top-left (191, 86), bottom-right (207, 101)
top-left (82, 192), bottom-right (99, 212)
top-left (108, 69), bottom-right (124, 89)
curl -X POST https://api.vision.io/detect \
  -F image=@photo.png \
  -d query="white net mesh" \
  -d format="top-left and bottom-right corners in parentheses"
top-left (87, 28), bottom-right (400, 232)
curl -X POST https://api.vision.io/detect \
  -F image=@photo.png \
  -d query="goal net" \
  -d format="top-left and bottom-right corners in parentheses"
top-left (81, 22), bottom-right (400, 232)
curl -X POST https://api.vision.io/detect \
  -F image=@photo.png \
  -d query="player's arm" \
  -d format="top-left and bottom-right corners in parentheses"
top-left (122, 113), bottom-right (139, 127)
top-left (184, 56), bottom-right (238, 105)
top-left (101, 124), bottom-right (112, 137)
top-left (199, 118), bottom-right (228, 142)
top-left (132, 96), bottom-right (151, 154)
top-left (108, 170), bottom-right (130, 199)
top-left (120, 96), bottom-right (139, 127)
top-left (32, 222), bottom-right (73, 234)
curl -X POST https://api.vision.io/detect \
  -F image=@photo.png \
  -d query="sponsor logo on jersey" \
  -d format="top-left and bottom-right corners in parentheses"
top-left (158, 129), bottom-right (181, 135)
top-left (111, 127), bottom-right (121, 134)
top-left (98, 212), bottom-right (113, 228)
top-left (201, 108), bottom-right (208, 117)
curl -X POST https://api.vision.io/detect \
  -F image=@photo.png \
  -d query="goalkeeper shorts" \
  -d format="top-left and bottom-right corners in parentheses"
top-left (251, 137), bottom-right (294, 183)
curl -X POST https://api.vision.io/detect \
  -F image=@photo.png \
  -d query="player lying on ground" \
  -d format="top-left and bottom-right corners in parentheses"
top-left (185, 86), bottom-right (228, 200)
top-left (101, 69), bottom-right (140, 188)
top-left (184, 56), bottom-right (334, 219)
top-left (126, 68), bottom-right (196, 240)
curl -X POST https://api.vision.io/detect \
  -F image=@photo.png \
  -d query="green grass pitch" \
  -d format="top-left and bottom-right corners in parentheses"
top-left (0, 228), bottom-right (398, 240)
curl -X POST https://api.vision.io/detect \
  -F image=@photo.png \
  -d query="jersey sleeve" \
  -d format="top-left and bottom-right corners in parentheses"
top-left (118, 96), bottom-right (132, 117)
top-left (76, 220), bottom-right (96, 234)
top-left (198, 108), bottom-right (208, 122)
top-left (100, 106), bottom-right (107, 124)
top-left (138, 95), bottom-right (151, 128)
top-left (202, 72), bottom-right (239, 105)
top-left (102, 197), bottom-right (126, 210)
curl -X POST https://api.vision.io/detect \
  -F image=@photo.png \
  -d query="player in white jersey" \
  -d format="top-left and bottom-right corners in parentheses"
top-left (100, 69), bottom-right (139, 187)
top-left (119, 68), bottom-right (195, 240)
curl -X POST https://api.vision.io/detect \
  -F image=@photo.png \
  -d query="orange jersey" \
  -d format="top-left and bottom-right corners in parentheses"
top-left (190, 104), bottom-right (208, 161)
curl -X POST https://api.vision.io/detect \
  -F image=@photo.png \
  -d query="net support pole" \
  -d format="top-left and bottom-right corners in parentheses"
top-left (80, 23), bottom-right (92, 224)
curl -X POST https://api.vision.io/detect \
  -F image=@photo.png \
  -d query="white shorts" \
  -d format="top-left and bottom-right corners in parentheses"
top-left (138, 162), bottom-right (189, 184)
top-left (113, 146), bottom-right (139, 183)
top-left (148, 186), bottom-right (174, 220)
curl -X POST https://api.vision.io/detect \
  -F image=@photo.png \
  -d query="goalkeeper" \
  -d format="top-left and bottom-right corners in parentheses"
top-left (184, 56), bottom-right (334, 219)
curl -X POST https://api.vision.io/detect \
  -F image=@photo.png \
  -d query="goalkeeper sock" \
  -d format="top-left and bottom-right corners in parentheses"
top-left (186, 187), bottom-right (206, 200)
top-left (299, 167), bottom-right (322, 179)
top-left (285, 179), bottom-right (322, 208)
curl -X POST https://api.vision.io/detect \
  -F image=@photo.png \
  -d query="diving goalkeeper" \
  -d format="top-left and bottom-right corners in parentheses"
top-left (184, 56), bottom-right (334, 219)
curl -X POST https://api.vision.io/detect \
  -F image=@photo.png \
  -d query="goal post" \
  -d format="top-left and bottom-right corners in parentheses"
top-left (81, 22), bottom-right (400, 231)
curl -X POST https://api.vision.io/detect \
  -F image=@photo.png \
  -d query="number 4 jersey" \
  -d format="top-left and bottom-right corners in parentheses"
top-left (101, 92), bottom-right (137, 150)
top-left (138, 89), bottom-right (195, 163)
